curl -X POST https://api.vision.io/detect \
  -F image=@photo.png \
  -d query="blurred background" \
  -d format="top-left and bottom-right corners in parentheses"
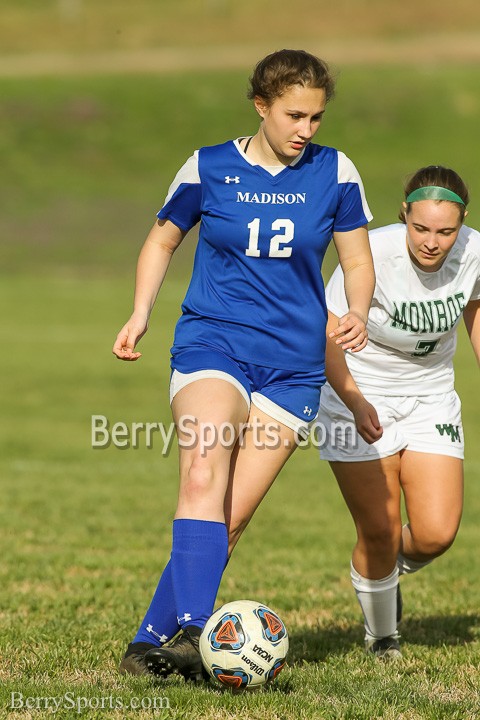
top-left (1, 2), bottom-right (479, 706)
top-left (2, 0), bottom-right (480, 277)
top-left (1, 0), bottom-right (479, 454)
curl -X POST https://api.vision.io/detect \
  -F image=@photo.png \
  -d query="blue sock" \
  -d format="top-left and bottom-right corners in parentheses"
top-left (171, 519), bottom-right (228, 630)
top-left (132, 560), bottom-right (179, 646)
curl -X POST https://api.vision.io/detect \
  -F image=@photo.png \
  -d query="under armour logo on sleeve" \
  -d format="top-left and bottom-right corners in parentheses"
top-left (225, 176), bottom-right (240, 184)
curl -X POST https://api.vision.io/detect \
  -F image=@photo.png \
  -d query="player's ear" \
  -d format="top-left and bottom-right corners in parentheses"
top-left (401, 201), bottom-right (407, 219)
top-left (254, 96), bottom-right (269, 119)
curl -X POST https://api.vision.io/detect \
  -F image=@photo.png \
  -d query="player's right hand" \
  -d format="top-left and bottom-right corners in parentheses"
top-left (350, 397), bottom-right (383, 445)
top-left (112, 314), bottom-right (148, 361)
top-left (328, 310), bottom-right (368, 353)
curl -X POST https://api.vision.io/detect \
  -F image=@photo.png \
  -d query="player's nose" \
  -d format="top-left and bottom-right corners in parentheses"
top-left (298, 119), bottom-right (313, 139)
top-left (424, 233), bottom-right (439, 249)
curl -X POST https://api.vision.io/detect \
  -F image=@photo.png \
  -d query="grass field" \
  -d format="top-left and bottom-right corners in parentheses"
top-left (1, 61), bottom-right (480, 718)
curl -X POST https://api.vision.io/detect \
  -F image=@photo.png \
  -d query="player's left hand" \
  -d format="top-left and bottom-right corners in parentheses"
top-left (328, 310), bottom-right (368, 353)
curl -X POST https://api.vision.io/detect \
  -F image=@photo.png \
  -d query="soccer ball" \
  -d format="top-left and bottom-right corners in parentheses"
top-left (199, 599), bottom-right (289, 690)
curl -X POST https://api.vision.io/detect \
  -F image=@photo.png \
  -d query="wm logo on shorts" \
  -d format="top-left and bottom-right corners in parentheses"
top-left (435, 424), bottom-right (461, 443)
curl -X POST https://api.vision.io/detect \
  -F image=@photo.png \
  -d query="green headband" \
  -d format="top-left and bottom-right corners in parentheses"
top-left (406, 186), bottom-right (465, 205)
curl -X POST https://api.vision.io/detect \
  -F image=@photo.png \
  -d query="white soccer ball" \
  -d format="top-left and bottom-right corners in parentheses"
top-left (199, 599), bottom-right (289, 690)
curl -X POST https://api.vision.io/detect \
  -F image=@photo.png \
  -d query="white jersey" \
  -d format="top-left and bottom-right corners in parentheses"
top-left (326, 223), bottom-right (480, 395)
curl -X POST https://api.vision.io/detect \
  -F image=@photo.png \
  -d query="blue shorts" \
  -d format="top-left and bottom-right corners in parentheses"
top-left (170, 348), bottom-right (325, 438)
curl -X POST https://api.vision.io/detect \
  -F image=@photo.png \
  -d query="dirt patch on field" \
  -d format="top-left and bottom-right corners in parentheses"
top-left (2, 0), bottom-right (480, 53)
top-left (1, 32), bottom-right (480, 77)
top-left (1, 0), bottom-right (480, 76)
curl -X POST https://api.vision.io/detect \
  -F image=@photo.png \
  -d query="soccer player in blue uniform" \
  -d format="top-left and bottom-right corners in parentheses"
top-left (113, 49), bottom-right (375, 681)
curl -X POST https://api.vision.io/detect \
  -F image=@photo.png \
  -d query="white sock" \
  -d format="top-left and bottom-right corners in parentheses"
top-left (350, 562), bottom-right (399, 642)
top-left (397, 552), bottom-right (433, 576)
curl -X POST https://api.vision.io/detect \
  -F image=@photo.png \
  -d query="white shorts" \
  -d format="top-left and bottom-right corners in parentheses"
top-left (317, 384), bottom-right (464, 462)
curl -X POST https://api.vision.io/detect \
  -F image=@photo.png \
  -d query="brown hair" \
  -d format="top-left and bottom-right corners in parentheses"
top-left (400, 165), bottom-right (469, 223)
top-left (247, 49), bottom-right (335, 106)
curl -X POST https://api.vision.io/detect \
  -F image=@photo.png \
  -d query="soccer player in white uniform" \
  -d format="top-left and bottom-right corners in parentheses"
top-left (113, 49), bottom-right (374, 680)
top-left (319, 165), bottom-right (480, 659)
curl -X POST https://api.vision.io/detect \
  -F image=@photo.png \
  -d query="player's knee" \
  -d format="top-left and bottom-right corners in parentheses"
top-left (413, 528), bottom-right (457, 558)
top-left (360, 518), bottom-right (402, 554)
top-left (180, 459), bottom-right (217, 503)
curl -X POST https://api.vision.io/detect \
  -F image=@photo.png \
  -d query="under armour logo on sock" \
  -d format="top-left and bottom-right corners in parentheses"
top-left (177, 613), bottom-right (192, 624)
top-left (146, 624), bottom-right (168, 643)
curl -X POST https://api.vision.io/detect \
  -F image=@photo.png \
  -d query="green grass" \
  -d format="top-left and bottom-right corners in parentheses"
top-left (1, 64), bottom-right (480, 718)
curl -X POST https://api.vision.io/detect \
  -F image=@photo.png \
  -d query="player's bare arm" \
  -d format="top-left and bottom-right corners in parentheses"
top-left (325, 311), bottom-right (383, 444)
top-left (463, 298), bottom-right (480, 366)
top-left (331, 226), bottom-right (375, 352)
top-left (113, 219), bottom-right (186, 361)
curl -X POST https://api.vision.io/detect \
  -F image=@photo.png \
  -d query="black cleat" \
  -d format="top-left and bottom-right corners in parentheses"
top-left (365, 635), bottom-right (402, 660)
top-left (119, 642), bottom-right (158, 676)
top-left (396, 583), bottom-right (403, 623)
top-left (145, 625), bottom-right (208, 683)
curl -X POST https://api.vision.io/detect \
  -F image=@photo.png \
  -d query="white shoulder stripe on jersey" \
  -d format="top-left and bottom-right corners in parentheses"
top-left (337, 151), bottom-right (373, 222)
top-left (162, 151), bottom-right (200, 206)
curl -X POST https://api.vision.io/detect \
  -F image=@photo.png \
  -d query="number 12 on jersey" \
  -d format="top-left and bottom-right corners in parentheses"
top-left (245, 218), bottom-right (294, 258)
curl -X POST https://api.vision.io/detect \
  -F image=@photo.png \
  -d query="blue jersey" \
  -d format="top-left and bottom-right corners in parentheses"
top-left (158, 139), bottom-right (372, 371)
